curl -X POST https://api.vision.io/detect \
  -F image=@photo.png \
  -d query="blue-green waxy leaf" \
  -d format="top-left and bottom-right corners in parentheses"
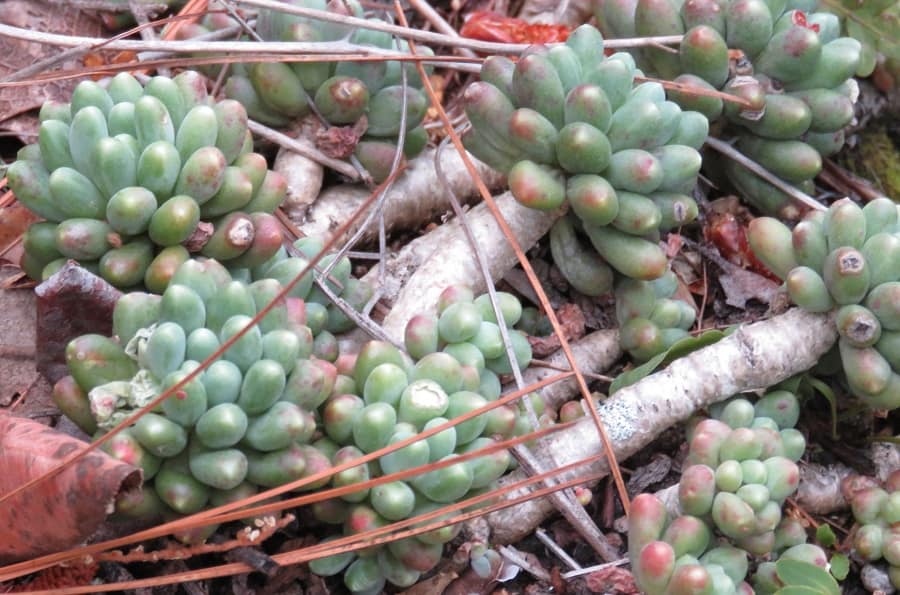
top-left (610, 330), bottom-right (724, 394)
top-left (774, 559), bottom-right (841, 595)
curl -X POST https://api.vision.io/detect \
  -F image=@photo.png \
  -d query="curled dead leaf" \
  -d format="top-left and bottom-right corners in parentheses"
top-left (0, 412), bottom-right (141, 563)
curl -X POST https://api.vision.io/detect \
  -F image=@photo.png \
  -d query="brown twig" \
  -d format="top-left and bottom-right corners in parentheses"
top-left (3, 460), bottom-right (611, 594)
top-left (96, 515), bottom-right (294, 564)
top-left (529, 359), bottom-right (615, 383)
top-left (535, 528), bottom-right (582, 571)
top-left (0, 373), bottom-right (575, 582)
top-left (705, 136), bottom-right (827, 212)
top-left (407, 0), bottom-right (478, 59)
top-left (635, 75), bottom-right (755, 108)
top-left (247, 120), bottom-right (362, 180)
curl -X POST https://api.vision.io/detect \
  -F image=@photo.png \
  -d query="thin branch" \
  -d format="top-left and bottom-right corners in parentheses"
top-left (535, 528), bottom-right (583, 571)
top-left (139, 22), bottom-right (249, 60)
top-left (635, 75), bottom-right (755, 108)
top-left (234, 0), bottom-right (682, 54)
top-left (705, 136), bottom-right (827, 212)
top-left (0, 0), bottom-right (638, 55)
top-left (0, 46), bottom-right (92, 84)
top-left (561, 558), bottom-right (629, 580)
top-left (247, 120), bottom-right (361, 180)
top-left (96, 515), bottom-right (293, 564)
top-left (0, 23), bottom-right (479, 58)
top-left (51, 0), bottom-right (167, 11)
top-left (407, 0), bottom-right (478, 59)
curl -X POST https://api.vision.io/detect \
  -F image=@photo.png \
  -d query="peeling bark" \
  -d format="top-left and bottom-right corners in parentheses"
top-left (35, 263), bottom-right (122, 385)
top-left (296, 149), bottom-right (506, 244)
top-left (366, 192), bottom-right (563, 343)
top-left (274, 145), bottom-right (324, 221)
top-left (485, 308), bottom-right (838, 543)
top-left (509, 330), bottom-right (622, 411)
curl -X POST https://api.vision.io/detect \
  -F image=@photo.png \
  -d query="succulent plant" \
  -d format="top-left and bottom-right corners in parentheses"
top-left (464, 25), bottom-right (703, 280)
top-left (463, 24), bottom-right (703, 362)
top-left (55, 237), bottom-right (376, 525)
top-left (56, 274), bottom-right (533, 591)
top-left (11, 72), bottom-right (288, 289)
top-left (181, 0), bottom-right (434, 181)
top-left (308, 283), bottom-right (537, 593)
top-left (615, 270), bottom-right (697, 362)
top-left (845, 470), bottom-right (900, 589)
top-left (628, 391), bottom-right (821, 594)
top-left (749, 197), bottom-right (900, 411)
top-left (595, 0), bottom-right (862, 219)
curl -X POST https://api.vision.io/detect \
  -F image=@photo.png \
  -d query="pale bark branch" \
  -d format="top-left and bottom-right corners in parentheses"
top-left (485, 308), bottom-right (838, 543)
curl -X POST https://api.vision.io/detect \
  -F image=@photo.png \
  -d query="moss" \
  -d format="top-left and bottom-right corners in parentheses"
top-left (838, 122), bottom-right (900, 200)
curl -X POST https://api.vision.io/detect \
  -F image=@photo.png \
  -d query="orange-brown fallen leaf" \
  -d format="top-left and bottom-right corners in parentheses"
top-left (0, 204), bottom-right (38, 260)
top-left (460, 11), bottom-right (570, 44)
top-left (2, 560), bottom-right (98, 592)
top-left (585, 566), bottom-right (639, 594)
top-left (527, 303), bottom-right (586, 357)
top-left (0, 412), bottom-right (141, 563)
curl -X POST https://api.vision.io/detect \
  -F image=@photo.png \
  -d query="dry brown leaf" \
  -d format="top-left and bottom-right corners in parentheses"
top-left (315, 117), bottom-right (368, 160)
top-left (527, 303), bottom-right (586, 357)
top-left (717, 268), bottom-right (780, 310)
top-left (0, 203), bottom-right (38, 258)
top-left (35, 262), bottom-right (122, 384)
top-left (584, 566), bottom-right (639, 594)
top-left (0, 411), bottom-right (141, 563)
top-left (0, 0), bottom-right (103, 122)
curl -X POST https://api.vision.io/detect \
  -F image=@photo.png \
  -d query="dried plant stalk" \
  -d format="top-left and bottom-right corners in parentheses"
top-left (296, 149), bottom-right (506, 242)
top-left (515, 330), bottom-right (621, 411)
top-left (486, 308), bottom-right (838, 543)
top-left (363, 192), bottom-right (562, 342)
top-left (273, 146), bottom-right (325, 220)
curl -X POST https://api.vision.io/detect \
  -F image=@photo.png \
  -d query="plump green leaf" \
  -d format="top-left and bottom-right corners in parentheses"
top-left (815, 524), bottom-right (837, 548)
top-left (805, 376), bottom-right (838, 440)
top-left (847, 20), bottom-right (877, 77)
top-left (775, 374), bottom-right (804, 395)
top-left (610, 330), bottom-right (724, 394)
top-left (828, 554), bottom-right (850, 581)
top-left (775, 559), bottom-right (841, 595)
top-left (776, 587), bottom-right (828, 595)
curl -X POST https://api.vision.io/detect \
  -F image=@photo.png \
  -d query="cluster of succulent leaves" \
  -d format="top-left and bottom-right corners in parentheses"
top-left (10, 71), bottom-right (288, 289)
top-left (54, 255), bottom-right (538, 594)
top-left (846, 470), bottom-right (900, 589)
top-left (596, 0), bottom-right (862, 219)
top-left (628, 390), bottom-right (838, 594)
top-left (748, 197), bottom-right (900, 411)
top-left (463, 23), bottom-right (707, 361)
top-left (823, 0), bottom-right (900, 80)
top-left (614, 270), bottom-right (698, 362)
top-left (54, 241), bottom-right (373, 532)
top-left (307, 284), bottom-right (543, 593)
top-left (182, 0), bottom-right (433, 182)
